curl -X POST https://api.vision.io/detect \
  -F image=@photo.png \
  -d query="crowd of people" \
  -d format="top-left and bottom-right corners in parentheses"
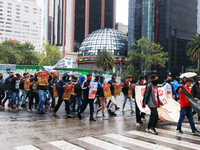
top-left (0, 71), bottom-right (199, 135)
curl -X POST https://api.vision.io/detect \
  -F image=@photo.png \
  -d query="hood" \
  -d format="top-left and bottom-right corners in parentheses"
top-left (63, 72), bottom-right (68, 77)
top-left (79, 76), bottom-right (85, 85)
top-left (62, 72), bottom-right (70, 82)
top-left (196, 76), bottom-right (200, 83)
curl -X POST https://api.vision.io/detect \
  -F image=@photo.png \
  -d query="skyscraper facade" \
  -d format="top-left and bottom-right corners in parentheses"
top-left (128, 0), bottom-right (197, 79)
top-left (0, 0), bottom-right (42, 51)
top-left (47, 0), bottom-right (116, 56)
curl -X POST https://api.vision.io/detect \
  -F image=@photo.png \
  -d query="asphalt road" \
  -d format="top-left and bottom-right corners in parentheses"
top-left (0, 93), bottom-right (200, 150)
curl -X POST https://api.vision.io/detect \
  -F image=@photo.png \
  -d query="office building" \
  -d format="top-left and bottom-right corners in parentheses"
top-left (0, 0), bottom-right (42, 51)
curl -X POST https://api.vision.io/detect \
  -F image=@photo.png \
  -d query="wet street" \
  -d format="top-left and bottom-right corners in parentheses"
top-left (0, 94), bottom-right (200, 150)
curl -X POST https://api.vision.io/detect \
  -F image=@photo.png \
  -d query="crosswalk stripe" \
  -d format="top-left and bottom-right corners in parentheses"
top-left (127, 130), bottom-right (200, 150)
top-left (165, 125), bottom-right (193, 133)
top-left (49, 140), bottom-right (85, 150)
top-left (15, 145), bottom-right (40, 150)
top-left (104, 134), bottom-right (173, 150)
top-left (156, 128), bottom-right (200, 142)
top-left (78, 137), bottom-right (128, 150)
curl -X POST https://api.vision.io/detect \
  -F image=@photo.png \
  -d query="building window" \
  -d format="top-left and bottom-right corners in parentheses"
top-left (32, 22), bottom-right (36, 25)
top-left (7, 11), bottom-right (11, 13)
top-left (15, 20), bottom-right (21, 22)
top-left (15, 27), bottom-right (21, 30)
top-left (6, 22), bottom-right (12, 25)
top-left (23, 28), bottom-right (29, 31)
top-left (25, 10), bottom-right (28, 13)
top-left (16, 16), bottom-right (20, 19)
top-left (0, 29), bottom-right (4, 31)
top-left (16, 12), bottom-right (20, 15)
top-left (6, 26), bottom-right (12, 28)
top-left (16, 9), bottom-right (20, 11)
top-left (14, 23), bottom-right (21, 26)
top-left (24, 6), bottom-right (29, 9)
top-left (31, 29), bottom-right (38, 32)
top-left (33, 8), bottom-right (37, 10)
top-left (0, 13), bottom-right (2, 15)
top-left (0, 25), bottom-right (4, 27)
top-left (0, 6), bottom-right (3, 8)
top-left (7, 18), bottom-right (11, 21)
top-left (5, 30), bottom-right (12, 32)
top-left (23, 24), bottom-right (30, 27)
top-left (8, 3), bottom-right (11, 5)
top-left (0, 2), bottom-right (3, 4)
top-left (0, 21), bottom-right (3, 23)
top-left (22, 32), bottom-right (29, 35)
top-left (33, 12), bottom-right (37, 14)
top-left (0, 17), bottom-right (3, 20)
top-left (31, 33), bottom-right (38, 36)
top-left (14, 31), bottom-right (21, 34)
top-left (7, 14), bottom-right (11, 17)
top-left (23, 21), bottom-right (28, 23)
top-left (7, 7), bottom-right (11, 9)
top-left (16, 5), bottom-right (20, 7)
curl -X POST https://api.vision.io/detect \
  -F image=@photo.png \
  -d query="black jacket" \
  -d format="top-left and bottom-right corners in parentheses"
top-left (108, 80), bottom-right (117, 96)
top-left (75, 81), bottom-right (82, 97)
top-left (122, 81), bottom-right (129, 96)
top-left (82, 80), bottom-right (91, 100)
top-left (4, 76), bottom-right (13, 90)
top-left (0, 78), bottom-right (4, 90)
top-left (191, 83), bottom-right (200, 99)
top-left (10, 78), bottom-right (20, 93)
top-left (142, 83), bottom-right (163, 108)
top-left (97, 82), bottom-right (104, 97)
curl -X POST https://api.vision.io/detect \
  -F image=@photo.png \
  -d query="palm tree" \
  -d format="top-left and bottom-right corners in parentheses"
top-left (96, 50), bottom-right (115, 71)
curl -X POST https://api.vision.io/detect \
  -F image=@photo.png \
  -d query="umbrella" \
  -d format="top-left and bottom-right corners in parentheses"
top-left (180, 72), bottom-right (197, 78)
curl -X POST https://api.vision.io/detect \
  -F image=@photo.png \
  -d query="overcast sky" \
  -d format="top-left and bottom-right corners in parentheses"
top-left (36, 0), bottom-right (128, 25)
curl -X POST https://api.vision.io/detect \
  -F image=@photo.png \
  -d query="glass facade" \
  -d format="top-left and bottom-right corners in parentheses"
top-left (129, 0), bottom-right (197, 80)
top-left (78, 28), bottom-right (128, 56)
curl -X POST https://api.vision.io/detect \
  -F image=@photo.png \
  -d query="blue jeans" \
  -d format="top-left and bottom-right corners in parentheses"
top-left (8, 92), bottom-right (21, 107)
top-left (38, 91), bottom-right (46, 111)
top-left (3, 90), bottom-right (12, 104)
top-left (22, 90), bottom-right (28, 105)
top-left (177, 107), bottom-right (197, 132)
top-left (122, 95), bottom-right (133, 110)
top-left (76, 97), bottom-right (82, 112)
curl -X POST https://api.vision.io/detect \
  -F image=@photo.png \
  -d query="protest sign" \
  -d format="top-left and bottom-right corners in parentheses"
top-left (128, 84), bottom-right (134, 97)
top-left (114, 84), bottom-right (121, 96)
top-left (37, 71), bottom-right (49, 86)
top-left (103, 84), bottom-right (111, 99)
top-left (89, 82), bottom-right (98, 99)
top-left (24, 79), bottom-right (30, 91)
top-left (53, 87), bottom-right (58, 99)
top-left (62, 85), bottom-right (72, 100)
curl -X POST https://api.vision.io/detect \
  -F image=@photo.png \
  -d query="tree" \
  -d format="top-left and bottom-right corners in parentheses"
top-left (96, 50), bottom-right (116, 71)
top-left (126, 37), bottom-right (168, 75)
top-left (39, 41), bottom-right (61, 66)
top-left (121, 64), bottom-right (139, 82)
top-left (186, 34), bottom-right (200, 72)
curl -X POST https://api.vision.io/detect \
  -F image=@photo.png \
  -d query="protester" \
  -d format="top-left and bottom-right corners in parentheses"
top-left (163, 76), bottom-right (178, 99)
top-left (96, 76), bottom-right (108, 119)
top-left (8, 74), bottom-right (23, 110)
top-left (142, 74), bottom-right (163, 135)
top-left (78, 74), bottom-right (96, 121)
top-left (132, 75), bottom-right (146, 126)
top-left (177, 78), bottom-right (199, 134)
top-left (71, 76), bottom-right (77, 112)
top-left (122, 75), bottom-right (134, 112)
top-left (75, 76), bottom-right (85, 112)
top-left (20, 73), bottom-right (28, 108)
top-left (0, 73), bottom-right (5, 105)
top-left (2, 72), bottom-right (14, 107)
top-left (173, 76), bottom-right (180, 98)
top-left (180, 77), bottom-right (187, 85)
top-left (107, 74), bottom-right (117, 116)
top-left (48, 76), bottom-right (58, 109)
top-left (53, 73), bottom-right (73, 118)
top-left (94, 75), bottom-right (101, 108)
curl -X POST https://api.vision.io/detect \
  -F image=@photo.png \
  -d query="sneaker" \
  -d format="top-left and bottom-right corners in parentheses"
top-left (136, 122), bottom-right (143, 126)
top-left (89, 118), bottom-right (96, 121)
top-left (7, 105), bottom-right (10, 110)
top-left (108, 109), bottom-right (111, 114)
top-left (150, 128), bottom-right (158, 135)
top-left (176, 129), bottom-right (183, 134)
top-left (110, 112), bottom-right (117, 116)
top-left (115, 106), bottom-right (120, 110)
top-left (11, 105), bottom-right (16, 109)
top-left (27, 108), bottom-right (32, 111)
top-left (77, 113), bottom-right (82, 120)
top-left (17, 106), bottom-right (23, 110)
top-left (67, 115), bottom-right (74, 118)
top-left (39, 110), bottom-right (46, 114)
top-left (146, 128), bottom-right (150, 132)
top-left (1, 102), bottom-right (4, 107)
top-left (103, 115), bottom-right (108, 120)
top-left (192, 130), bottom-right (200, 134)
top-left (121, 109), bottom-right (127, 112)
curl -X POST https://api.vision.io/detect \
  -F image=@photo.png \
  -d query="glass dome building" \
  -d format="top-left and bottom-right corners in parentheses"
top-left (78, 28), bottom-right (128, 56)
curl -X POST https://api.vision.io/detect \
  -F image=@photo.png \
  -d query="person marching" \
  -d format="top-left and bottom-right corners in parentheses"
top-left (53, 73), bottom-right (73, 118)
top-left (70, 76), bottom-right (78, 112)
top-left (75, 76), bottom-right (85, 112)
top-left (132, 75), bottom-right (146, 126)
top-left (77, 74), bottom-right (96, 121)
top-left (96, 76), bottom-right (108, 119)
top-left (107, 74), bottom-right (117, 116)
top-left (142, 74), bottom-right (163, 135)
top-left (7, 74), bottom-right (23, 110)
top-left (0, 73), bottom-right (5, 105)
top-left (177, 78), bottom-right (199, 134)
top-left (49, 76), bottom-right (58, 110)
top-left (2, 72), bottom-right (14, 107)
top-left (122, 75), bottom-right (134, 112)
top-left (29, 75), bottom-right (39, 111)
top-left (20, 73), bottom-right (28, 108)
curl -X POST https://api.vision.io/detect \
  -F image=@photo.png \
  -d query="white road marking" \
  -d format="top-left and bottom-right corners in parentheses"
top-left (15, 145), bottom-right (40, 150)
top-left (104, 134), bottom-right (174, 150)
top-left (78, 136), bottom-right (128, 150)
top-left (49, 140), bottom-right (85, 150)
top-left (127, 130), bottom-right (200, 150)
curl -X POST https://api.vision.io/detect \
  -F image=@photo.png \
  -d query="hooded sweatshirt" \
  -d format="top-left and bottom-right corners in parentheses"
top-left (75, 76), bottom-right (85, 97)
top-left (57, 73), bottom-right (71, 97)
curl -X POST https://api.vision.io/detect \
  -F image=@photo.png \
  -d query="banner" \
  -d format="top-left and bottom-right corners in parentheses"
top-left (181, 86), bottom-right (200, 116)
top-left (54, 57), bottom-right (73, 68)
top-left (37, 71), bottom-right (49, 86)
top-left (50, 70), bottom-right (59, 80)
top-left (89, 82), bottom-right (98, 99)
top-left (135, 85), bottom-right (180, 122)
top-left (103, 84), bottom-right (111, 99)
top-left (62, 85), bottom-right (72, 100)
top-left (53, 87), bottom-right (58, 99)
top-left (128, 84), bottom-right (134, 98)
top-left (114, 84), bottom-right (121, 96)
top-left (24, 79), bottom-right (30, 91)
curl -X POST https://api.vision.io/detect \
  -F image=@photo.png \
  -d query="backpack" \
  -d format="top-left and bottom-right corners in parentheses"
top-left (122, 81), bottom-right (128, 94)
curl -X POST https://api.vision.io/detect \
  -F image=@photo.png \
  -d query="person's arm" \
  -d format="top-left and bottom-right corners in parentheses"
top-left (142, 84), bottom-right (151, 108)
top-left (191, 84), bottom-right (196, 97)
top-left (178, 86), bottom-right (183, 94)
top-left (57, 80), bottom-right (64, 88)
top-left (132, 84), bottom-right (136, 99)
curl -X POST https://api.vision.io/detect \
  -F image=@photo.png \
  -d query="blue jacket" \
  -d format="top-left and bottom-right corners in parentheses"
top-left (57, 73), bottom-right (70, 97)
